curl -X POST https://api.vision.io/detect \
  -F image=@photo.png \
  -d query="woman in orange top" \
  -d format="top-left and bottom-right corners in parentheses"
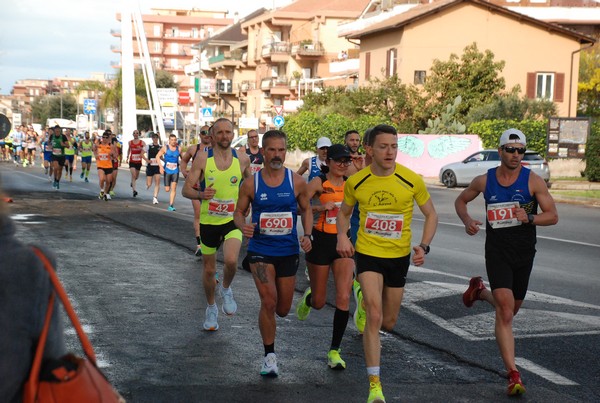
top-left (94, 132), bottom-right (117, 200)
top-left (295, 144), bottom-right (355, 370)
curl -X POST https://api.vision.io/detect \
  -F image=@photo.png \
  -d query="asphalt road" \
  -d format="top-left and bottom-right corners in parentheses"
top-left (2, 162), bottom-right (599, 402)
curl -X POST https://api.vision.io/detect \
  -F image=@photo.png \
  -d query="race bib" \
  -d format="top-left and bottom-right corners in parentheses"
top-left (364, 212), bottom-right (403, 239)
top-left (259, 212), bottom-right (293, 235)
top-left (487, 202), bottom-right (521, 229)
top-left (250, 163), bottom-right (262, 175)
top-left (52, 147), bottom-right (62, 156)
top-left (208, 198), bottom-right (235, 218)
top-left (98, 154), bottom-right (109, 161)
top-left (150, 158), bottom-right (159, 166)
top-left (165, 162), bottom-right (178, 170)
top-left (131, 153), bottom-right (142, 162)
top-left (325, 202), bottom-right (342, 225)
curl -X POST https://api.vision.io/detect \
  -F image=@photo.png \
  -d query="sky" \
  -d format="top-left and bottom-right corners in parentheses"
top-left (0, 0), bottom-right (292, 95)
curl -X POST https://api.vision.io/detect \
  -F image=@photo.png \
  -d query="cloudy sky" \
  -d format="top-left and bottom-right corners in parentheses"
top-left (0, 0), bottom-right (292, 95)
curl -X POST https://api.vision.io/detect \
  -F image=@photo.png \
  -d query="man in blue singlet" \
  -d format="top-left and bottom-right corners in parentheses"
top-left (156, 134), bottom-right (181, 211)
top-left (296, 136), bottom-right (331, 181)
top-left (455, 128), bottom-right (558, 396)
top-left (234, 129), bottom-right (313, 377)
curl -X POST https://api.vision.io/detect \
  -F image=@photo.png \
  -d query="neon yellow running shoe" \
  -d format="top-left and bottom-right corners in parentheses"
top-left (296, 287), bottom-right (311, 320)
top-left (367, 375), bottom-right (386, 403)
top-left (353, 280), bottom-right (366, 333)
top-left (327, 349), bottom-right (346, 370)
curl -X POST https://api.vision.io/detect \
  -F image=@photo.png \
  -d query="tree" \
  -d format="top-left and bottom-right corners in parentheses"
top-left (578, 46), bottom-right (600, 117)
top-left (421, 42), bottom-right (506, 121)
top-left (466, 88), bottom-right (556, 124)
top-left (419, 96), bottom-right (466, 134)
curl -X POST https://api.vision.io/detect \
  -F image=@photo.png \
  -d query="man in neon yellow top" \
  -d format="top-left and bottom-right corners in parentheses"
top-left (336, 124), bottom-right (438, 403)
top-left (182, 118), bottom-right (251, 332)
top-left (79, 131), bottom-right (94, 182)
top-left (63, 129), bottom-right (77, 182)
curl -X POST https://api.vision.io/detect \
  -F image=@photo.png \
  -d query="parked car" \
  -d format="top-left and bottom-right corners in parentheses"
top-left (439, 149), bottom-right (550, 188)
top-left (231, 133), bottom-right (264, 149)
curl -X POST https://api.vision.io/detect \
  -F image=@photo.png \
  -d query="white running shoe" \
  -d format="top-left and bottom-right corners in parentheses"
top-left (203, 305), bottom-right (219, 331)
top-left (220, 286), bottom-right (237, 315)
top-left (105, 194), bottom-right (112, 200)
top-left (260, 353), bottom-right (278, 377)
top-left (152, 197), bottom-right (159, 205)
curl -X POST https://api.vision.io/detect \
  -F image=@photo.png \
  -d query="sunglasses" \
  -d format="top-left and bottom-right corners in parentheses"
top-left (332, 159), bottom-right (352, 166)
top-left (200, 130), bottom-right (210, 135)
top-left (502, 146), bottom-right (526, 154)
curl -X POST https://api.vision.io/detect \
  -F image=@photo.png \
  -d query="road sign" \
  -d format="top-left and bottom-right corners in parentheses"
top-left (13, 113), bottom-right (22, 127)
top-left (273, 105), bottom-right (283, 116)
top-left (273, 115), bottom-right (285, 127)
top-left (0, 114), bottom-right (11, 139)
top-left (202, 107), bottom-right (213, 118)
top-left (84, 99), bottom-right (97, 115)
top-left (156, 88), bottom-right (177, 107)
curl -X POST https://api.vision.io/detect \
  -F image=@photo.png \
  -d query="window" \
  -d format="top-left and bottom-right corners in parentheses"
top-left (365, 52), bottom-right (371, 80)
top-left (154, 25), bottom-right (160, 37)
top-left (414, 70), bottom-right (426, 85)
top-left (154, 42), bottom-right (160, 52)
top-left (192, 27), bottom-right (198, 38)
top-left (536, 73), bottom-right (554, 100)
top-left (386, 48), bottom-right (397, 77)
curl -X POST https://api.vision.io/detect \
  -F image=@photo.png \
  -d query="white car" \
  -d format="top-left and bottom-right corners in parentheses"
top-left (231, 133), bottom-right (264, 149)
top-left (439, 149), bottom-right (550, 188)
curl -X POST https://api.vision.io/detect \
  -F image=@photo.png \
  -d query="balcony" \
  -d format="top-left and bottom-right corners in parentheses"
top-left (261, 76), bottom-right (290, 95)
top-left (110, 29), bottom-right (121, 37)
top-left (291, 41), bottom-right (326, 58)
top-left (110, 45), bottom-right (121, 53)
top-left (208, 50), bottom-right (245, 69)
top-left (261, 42), bottom-right (290, 63)
top-left (239, 80), bottom-right (256, 93)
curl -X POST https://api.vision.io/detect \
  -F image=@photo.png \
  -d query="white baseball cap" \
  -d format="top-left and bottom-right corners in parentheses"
top-left (499, 129), bottom-right (526, 147)
top-left (316, 137), bottom-right (332, 149)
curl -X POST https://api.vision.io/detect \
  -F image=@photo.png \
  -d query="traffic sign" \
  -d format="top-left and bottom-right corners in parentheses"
top-left (273, 115), bottom-right (285, 127)
top-left (0, 114), bottom-right (11, 139)
top-left (84, 99), bottom-right (97, 115)
top-left (202, 107), bottom-right (213, 118)
top-left (273, 105), bottom-right (283, 116)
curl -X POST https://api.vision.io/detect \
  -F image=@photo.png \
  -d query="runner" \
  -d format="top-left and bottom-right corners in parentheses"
top-left (63, 129), bottom-right (77, 181)
top-left (455, 128), bottom-right (558, 396)
top-left (108, 130), bottom-right (122, 197)
top-left (233, 129), bottom-right (313, 377)
top-left (12, 126), bottom-right (24, 166)
top-left (239, 129), bottom-right (264, 175)
top-left (182, 118), bottom-right (251, 331)
top-left (296, 137), bottom-right (331, 181)
top-left (295, 144), bottom-right (355, 370)
top-left (26, 128), bottom-right (38, 167)
top-left (345, 130), bottom-right (364, 176)
top-left (144, 132), bottom-right (162, 205)
top-left (180, 125), bottom-right (212, 256)
top-left (49, 126), bottom-right (70, 189)
top-left (336, 124), bottom-right (438, 403)
top-left (156, 134), bottom-right (181, 211)
top-left (41, 128), bottom-right (54, 180)
top-left (126, 129), bottom-right (145, 197)
top-left (79, 131), bottom-right (94, 182)
top-left (93, 131), bottom-right (117, 200)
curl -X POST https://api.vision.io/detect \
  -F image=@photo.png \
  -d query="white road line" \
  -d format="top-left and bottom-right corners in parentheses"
top-left (515, 357), bottom-right (579, 385)
top-left (413, 218), bottom-right (600, 248)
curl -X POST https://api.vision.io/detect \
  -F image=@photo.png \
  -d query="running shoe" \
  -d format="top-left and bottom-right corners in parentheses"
top-left (195, 244), bottom-right (202, 257)
top-left (105, 194), bottom-right (112, 200)
top-left (220, 286), bottom-right (237, 315)
top-left (353, 280), bottom-right (366, 333)
top-left (109, 191), bottom-right (115, 197)
top-left (168, 205), bottom-right (176, 211)
top-left (84, 177), bottom-right (89, 183)
top-left (296, 287), bottom-right (311, 321)
top-left (203, 305), bottom-right (219, 331)
top-left (152, 197), bottom-right (159, 205)
top-left (327, 349), bottom-right (346, 370)
top-left (260, 353), bottom-right (278, 377)
top-left (80, 172), bottom-right (84, 179)
top-left (99, 191), bottom-right (105, 200)
top-left (133, 190), bottom-right (138, 198)
top-left (56, 181), bottom-right (59, 190)
top-left (507, 369), bottom-right (526, 396)
top-left (463, 276), bottom-right (486, 308)
top-left (367, 375), bottom-right (385, 403)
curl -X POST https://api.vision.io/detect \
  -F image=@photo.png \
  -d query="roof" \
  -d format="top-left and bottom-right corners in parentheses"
top-left (346, 0), bottom-right (595, 43)
top-left (280, 0), bottom-right (369, 14)
top-left (196, 8), bottom-right (267, 47)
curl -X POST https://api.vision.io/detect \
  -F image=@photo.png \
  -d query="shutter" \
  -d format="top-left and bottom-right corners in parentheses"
top-left (526, 72), bottom-right (536, 99)
top-left (386, 49), bottom-right (391, 77)
top-left (365, 52), bottom-right (371, 80)
top-left (554, 72), bottom-right (565, 102)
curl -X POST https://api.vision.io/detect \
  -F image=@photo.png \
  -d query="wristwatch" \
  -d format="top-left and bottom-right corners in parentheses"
top-left (527, 214), bottom-right (535, 225)
top-left (419, 243), bottom-right (430, 254)
top-left (303, 234), bottom-right (313, 241)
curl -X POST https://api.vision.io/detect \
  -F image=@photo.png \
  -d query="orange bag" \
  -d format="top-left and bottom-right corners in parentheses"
top-left (24, 247), bottom-right (124, 403)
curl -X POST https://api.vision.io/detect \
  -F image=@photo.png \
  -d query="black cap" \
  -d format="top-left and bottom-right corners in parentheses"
top-left (327, 144), bottom-right (351, 160)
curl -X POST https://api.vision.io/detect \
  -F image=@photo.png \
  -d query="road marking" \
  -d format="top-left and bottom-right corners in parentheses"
top-left (413, 218), bottom-right (600, 248)
top-left (516, 357), bottom-right (579, 385)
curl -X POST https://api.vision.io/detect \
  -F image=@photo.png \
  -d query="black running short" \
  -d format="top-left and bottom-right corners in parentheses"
top-left (246, 252), bottom-right (299, 278)
top-left (51, 155), bottom-right (65, 166)
top-left (305, 229), bottom-right (351, 265)
top-left (164, 172), bottom-right (179, 187)
top-left (129, 162), bottom-right (142, 170)
top-left (485, 246), bottom-right (536, 300)
top-left (146, 165), bottom-right (160, 177)
top-left (355, 252), bottom-right (410, 288)
top-left (97, 167), bottom-right (113, 175)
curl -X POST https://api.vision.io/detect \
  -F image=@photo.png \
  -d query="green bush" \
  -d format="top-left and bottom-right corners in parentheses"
top-left (468, 119), bottom-right (548, 156)
top-left (584, 121), bottom-right (600, 181)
